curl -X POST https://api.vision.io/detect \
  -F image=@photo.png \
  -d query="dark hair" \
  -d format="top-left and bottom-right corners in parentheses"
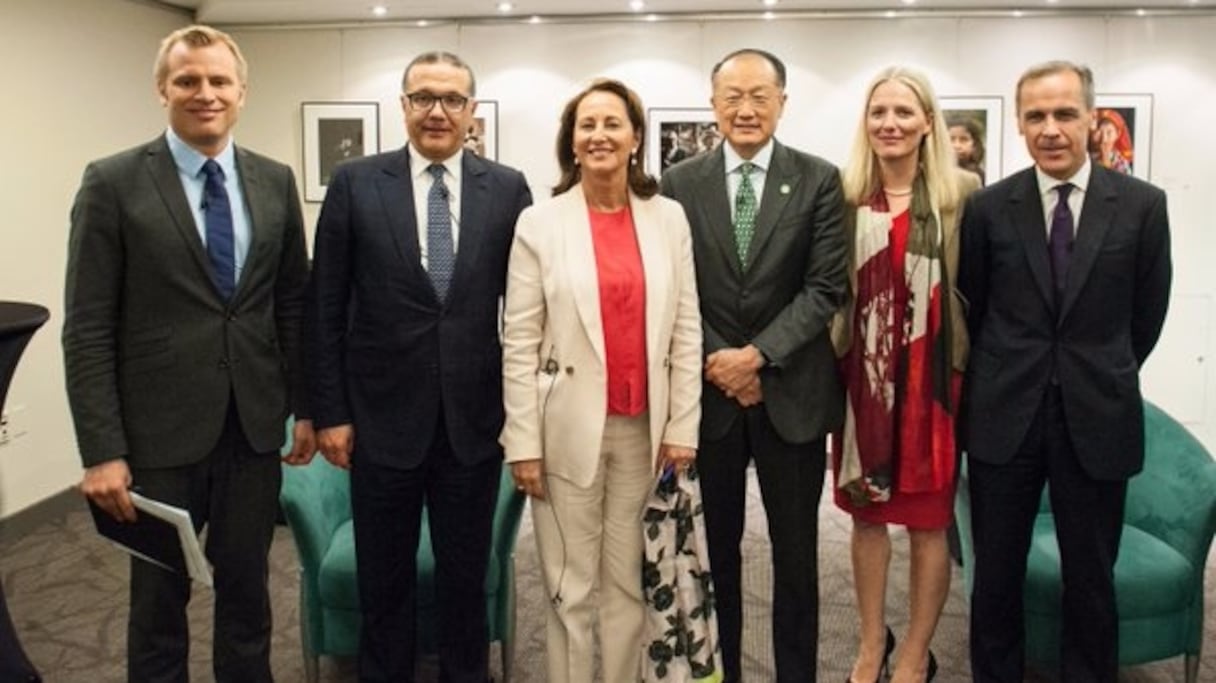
top-left (552, 79), bottom-right (658, 198)
top-left (946, 114), bottom-right (986, 166)
top-left (401, 51), bottom-right (477, 96)
top-left (711, 48), bottom-right (787, 89)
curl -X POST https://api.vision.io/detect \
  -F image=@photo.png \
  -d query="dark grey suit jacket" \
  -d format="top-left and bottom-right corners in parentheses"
top-left (308, 148), bottom-right (532, 469)
top-left (64, 136), bottom-right (310, 469)
top-left (958, 165), bottom-right (1172, 479)
top-left (660, 140), bottom-right (848, 443)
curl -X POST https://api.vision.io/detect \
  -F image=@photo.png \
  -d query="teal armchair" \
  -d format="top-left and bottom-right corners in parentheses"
top-left (955, 401), bottom-right (1216, 682)
top-left (279, 457), bottom-right (527, 682)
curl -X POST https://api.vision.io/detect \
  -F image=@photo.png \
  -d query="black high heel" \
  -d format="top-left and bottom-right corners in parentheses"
top-left (925, 649), bottom-right (938, 682)
top-left (880, 626), bottom-right (896, 679)
top-left (846, 626), bottom-right (896, 683)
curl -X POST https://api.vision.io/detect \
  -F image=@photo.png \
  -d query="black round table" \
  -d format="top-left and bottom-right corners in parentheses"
top-left (0, 300), bottom-right (47, 682)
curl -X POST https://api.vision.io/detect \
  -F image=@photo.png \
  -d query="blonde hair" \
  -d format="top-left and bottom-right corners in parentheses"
top-left (154, 25), bottom-right (248, 87)
top-left (842, 66), bottom-right (960, 211)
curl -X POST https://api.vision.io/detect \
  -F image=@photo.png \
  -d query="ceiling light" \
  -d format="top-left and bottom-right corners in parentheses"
top-left (901, 0), bottom-right (916, 5)
top-left (630, 0), bottom-right (645, 10)
top-left (1136, 7), bottom-right (1146, 14)
top-left (885, 10), bottom-right (897, 18)
top-left (762, 0), bottom-right (779, 6)
top-left (529, 14), bottom-right (542, 23)
top-left (646, 12), bottom-right (658, 21)
top-left (371, 4), bottom-right (387, 17)
top-left (763, 10), bottom-right (775, 19)
top-left (496, 2), bottom-right (513, 12)
top-left (1012, 9), bottom-right (1024, 16)
top-left (416, 19), bottom-right (428, 26)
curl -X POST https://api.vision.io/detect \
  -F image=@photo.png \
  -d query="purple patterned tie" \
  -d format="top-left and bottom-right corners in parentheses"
top-left (1049, 183), bottom-right (1074, 304)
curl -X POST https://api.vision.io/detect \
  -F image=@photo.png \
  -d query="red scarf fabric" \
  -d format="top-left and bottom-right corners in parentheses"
top-left (836, 180), bottom-right (956, 506)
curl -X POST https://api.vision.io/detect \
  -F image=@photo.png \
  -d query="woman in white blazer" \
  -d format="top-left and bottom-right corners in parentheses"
top-left (500, 79), bottom-right (702, 683)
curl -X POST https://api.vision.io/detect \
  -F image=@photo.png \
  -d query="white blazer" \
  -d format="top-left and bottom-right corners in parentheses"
top-left (500, 185), bottom-right (702, 488)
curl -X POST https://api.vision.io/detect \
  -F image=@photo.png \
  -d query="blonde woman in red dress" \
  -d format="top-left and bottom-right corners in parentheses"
top-left (832, 66), bottom-right (981, 683)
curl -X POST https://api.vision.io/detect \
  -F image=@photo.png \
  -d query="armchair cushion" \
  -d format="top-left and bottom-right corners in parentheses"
top-left (1025, 521), bottom-right (1194, 618)
top-left (317, 519), bottom-right (359, 610)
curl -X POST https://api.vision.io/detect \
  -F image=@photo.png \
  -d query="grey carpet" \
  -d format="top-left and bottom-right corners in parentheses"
top-left (2, 470), bottom-right (1212, 682)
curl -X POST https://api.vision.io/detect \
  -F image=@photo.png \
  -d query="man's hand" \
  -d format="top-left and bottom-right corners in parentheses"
top-left (80, 459), bottom-right (135, 522)
top-left (281, 419), bottom-right (318, 466)
top-left (511, 459), bottom-right (545, 500)
top-left (734, 376), bottom-right (764, 407)
top-left (318, 424), bottom-right (355, 470)
top-left (657, 444), bottom-right (696, 476)
top-left (705, 344), bottom-right (766, 394)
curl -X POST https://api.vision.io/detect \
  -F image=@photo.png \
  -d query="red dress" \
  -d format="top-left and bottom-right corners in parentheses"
top-left (833, 209), bottom-right (961, 530)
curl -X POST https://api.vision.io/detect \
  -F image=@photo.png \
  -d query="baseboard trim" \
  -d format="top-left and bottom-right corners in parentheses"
top-left (0, 487), bottom-right (80, 541)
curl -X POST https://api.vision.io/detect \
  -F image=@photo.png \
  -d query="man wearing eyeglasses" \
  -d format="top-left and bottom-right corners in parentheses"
top-left (660, 48), bottom-right (847, 683)
top-left (309, 51), bottom-right (532, 683)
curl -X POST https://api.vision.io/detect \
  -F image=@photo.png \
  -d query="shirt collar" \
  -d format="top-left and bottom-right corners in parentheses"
top-left (165, 127), bottom-right (236, 179)
top-left (408, 143), bottom-right (463, 180)
top-left (1035, 157), bottom-right (1091, 197)
top-left (723, 138), bottom-right (775, 175)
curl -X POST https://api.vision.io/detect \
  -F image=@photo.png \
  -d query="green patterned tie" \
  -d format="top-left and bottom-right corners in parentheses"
top-left (734, 161), bottom-right (757, 264)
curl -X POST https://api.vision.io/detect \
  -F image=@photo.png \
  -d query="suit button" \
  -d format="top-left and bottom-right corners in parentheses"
top-left (565, 366), bottom-right (574, 375)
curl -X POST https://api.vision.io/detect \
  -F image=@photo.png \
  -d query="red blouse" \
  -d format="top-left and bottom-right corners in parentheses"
top-left (588, 207), bottom-right (648, 416)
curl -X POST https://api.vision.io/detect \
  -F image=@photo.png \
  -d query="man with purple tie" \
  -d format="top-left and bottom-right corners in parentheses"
top-left (958, 61), bottom-right (1172, 683)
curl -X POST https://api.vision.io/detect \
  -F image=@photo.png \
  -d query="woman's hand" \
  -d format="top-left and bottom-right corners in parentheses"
top-left (656, 443), bottom-right (696, 476)
top-left (511, 459), bottom-right (546, 500)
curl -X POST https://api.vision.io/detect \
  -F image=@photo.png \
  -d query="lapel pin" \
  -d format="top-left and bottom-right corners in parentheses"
top-left (780, 184), bottom-right (790, 195)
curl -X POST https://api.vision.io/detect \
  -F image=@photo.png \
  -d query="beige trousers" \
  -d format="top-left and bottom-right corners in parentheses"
top-left (532, 413), bottom-right (653, 683)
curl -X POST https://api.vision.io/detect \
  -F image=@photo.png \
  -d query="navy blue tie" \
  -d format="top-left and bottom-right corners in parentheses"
top-left (1048, 183), bottom-right (1074, 305)
top-left (427, 164), bottom-right (455, 301)
top-left (201, 160), bottom-right (236, 301)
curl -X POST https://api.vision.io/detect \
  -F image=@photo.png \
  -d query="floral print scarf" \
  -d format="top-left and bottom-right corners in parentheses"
top-left (642, 466), bottom-right (723, 682)
top-left (836, 176), bottom-right (956, 506)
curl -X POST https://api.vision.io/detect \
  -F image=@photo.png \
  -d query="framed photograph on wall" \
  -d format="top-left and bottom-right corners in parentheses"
top-left (302, 101), bottom-right (380, 202)
top-left (940, 96), bottom-right (1004, 185)
top-left (1093, 94), bottom-right (1153, 181)
top-left (646, 108), bottom-right (721, 176)
top-left (465, 99), bottom-right (499, 161)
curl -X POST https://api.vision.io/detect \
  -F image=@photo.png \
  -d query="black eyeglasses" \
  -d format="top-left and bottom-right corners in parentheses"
top-left (405, 91), bottom-right (470, 113)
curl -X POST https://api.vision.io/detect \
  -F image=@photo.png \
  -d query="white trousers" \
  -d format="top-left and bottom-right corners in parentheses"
top-left (532, 413), bottom-right (653, 683)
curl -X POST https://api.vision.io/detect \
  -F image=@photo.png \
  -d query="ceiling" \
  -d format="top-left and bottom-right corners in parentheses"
top-left (158, 0), bottom-right (1208, 25)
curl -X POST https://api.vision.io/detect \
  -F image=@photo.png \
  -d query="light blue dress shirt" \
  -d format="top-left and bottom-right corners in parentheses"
top-left (165, 128), bottom-right (253, 283)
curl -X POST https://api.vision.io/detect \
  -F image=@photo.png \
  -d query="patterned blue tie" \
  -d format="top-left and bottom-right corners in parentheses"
top-left (201, 159), bottom-right (236, 301)
top-left (1049, 183), bottom-right (1074, 306)
top-left (427, 164), bottom-right (455, 301)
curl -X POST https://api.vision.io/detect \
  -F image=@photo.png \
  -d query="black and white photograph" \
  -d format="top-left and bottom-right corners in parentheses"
top-left (646, 108), bottom-right (721, 175)
top-left (302, 101), bottom-right (380, 202)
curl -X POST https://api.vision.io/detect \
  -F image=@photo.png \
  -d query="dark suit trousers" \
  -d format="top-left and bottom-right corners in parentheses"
top-left (968, 386), bottom-right (1126, 683)
top-left (698, 403), bottom-right (826, 683)
top-left (128, 399), bottom-right (282, 683)
top-left (350, 406), bottom-right (500, 683)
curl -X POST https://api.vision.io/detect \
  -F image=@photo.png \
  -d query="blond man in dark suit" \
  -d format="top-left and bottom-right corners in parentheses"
top-left (64, 25), bottom-right (313, 682)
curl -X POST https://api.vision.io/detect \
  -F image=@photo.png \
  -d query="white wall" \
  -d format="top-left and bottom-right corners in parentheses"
top-left (231, 13), bottom-right (1216, 445)
top-left (2, 4), bottom-right (1212, 517)
top-left (0, 0), bottom-right (189, 517)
